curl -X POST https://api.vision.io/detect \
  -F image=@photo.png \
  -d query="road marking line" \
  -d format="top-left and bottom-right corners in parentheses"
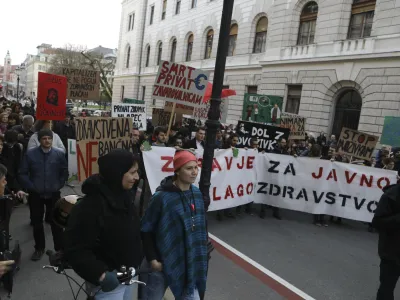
top-left (209, 233), bottom-right (316, 300)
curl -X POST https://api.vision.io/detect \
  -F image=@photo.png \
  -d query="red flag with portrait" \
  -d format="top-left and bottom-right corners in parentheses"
top-left (36, 72), bottom-right (67, 120)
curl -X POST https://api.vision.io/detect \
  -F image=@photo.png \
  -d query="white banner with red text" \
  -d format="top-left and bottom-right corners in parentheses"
top-left (143, 147), bottom-right (256, 211)
top-left (143, 148), bottom-right (398, 222)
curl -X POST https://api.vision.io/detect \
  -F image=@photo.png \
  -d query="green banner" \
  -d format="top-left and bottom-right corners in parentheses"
top-left (381, 116), bottom-right (400, 147)
top-left (123, 98), bottom-right (145, 104)
top-left (242, 94), bottom-right (283, 124)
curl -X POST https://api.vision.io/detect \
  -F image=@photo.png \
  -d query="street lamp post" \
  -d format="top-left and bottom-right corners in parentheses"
top-left (16, 67), bottom-right (20, 102)
top-left (199, 0), bottom-right (235, 210)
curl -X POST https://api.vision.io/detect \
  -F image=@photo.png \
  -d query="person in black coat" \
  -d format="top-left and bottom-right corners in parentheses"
top-left (372, 183), bottom-right (400, 300)
top-left (183, 127), bottom-right (206, 150)
top-left (64, 149), bottom-right (143, 298)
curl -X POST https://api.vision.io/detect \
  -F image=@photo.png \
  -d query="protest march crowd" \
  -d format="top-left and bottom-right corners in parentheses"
top-left (0, 92), bottom-right (398, 300)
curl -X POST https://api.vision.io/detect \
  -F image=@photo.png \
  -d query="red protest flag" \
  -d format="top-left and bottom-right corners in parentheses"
top-left (36, 72), bottom-right (67, 120)
top-left (203, 83), bottom-right (236, 104)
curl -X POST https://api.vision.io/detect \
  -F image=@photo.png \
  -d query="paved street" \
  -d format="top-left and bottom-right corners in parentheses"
top-left (3, 183), bottom-right (399, 299)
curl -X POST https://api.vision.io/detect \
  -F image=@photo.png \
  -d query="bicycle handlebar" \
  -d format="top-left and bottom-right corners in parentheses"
top-left (43, 250), bottom-right (152, 286)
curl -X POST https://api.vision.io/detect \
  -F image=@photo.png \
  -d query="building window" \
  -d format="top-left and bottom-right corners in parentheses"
top-left (141, 86), bottom-right (146, 101)
top-left (152, 99), bottom-right (156, 105)
top-left (128, 13), bottom-right (135, 31)
top-left (121, 85), bottom-right (125, 101)
top-left (126, 46), bottom-right (131, 68)
top-left (162, 0), bottom-right (167, 20)
top-left (186, 34), bottom-right (194, 61)
top-left (170, 39), bottom-right (177, 62)
top-left (348, 0), bottom-right (376, 39)
top-left (204, 29), bottom-right (214, 59)
top-left (150, 5), bottom-right (155, 24)
top-left (297, 2), bottom-right (318, 45)
top-left (191, 0), bottom-right (197, 9)
top-left (285, 85), bottom-right (302, 114)
top-left (247, 86), bottom-right (258, 94)
top-left (227, 24), bottom-right (238, 56)
top-left (253, 17), bottom-right (268, 53)
top-left (145, 46), bottom-right (151, 67)
top-left (157, 43), bottom-right (163, 65)
top-left (176, 0), bottom-right (181, 14)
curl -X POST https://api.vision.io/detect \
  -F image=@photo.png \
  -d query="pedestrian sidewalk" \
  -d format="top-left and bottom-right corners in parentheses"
top-left (62, 183), bottom-right (174, 300)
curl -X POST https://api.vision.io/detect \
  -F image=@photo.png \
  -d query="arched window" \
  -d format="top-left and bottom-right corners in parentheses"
top-left (227, 24), bottom-right (238, 56)
top-left (145, 46), bottom-right (151, 67)
top-left (186, 34), bottom-right (194, 62)
top-left (253, 17), bottom-right (268, 53)
top-left (157, 42), bottom-right (163, 65)
top-left (125, 46), bottom-right (131, 68)
top-left (170, 39), bottom-right (177, 62)
top-left (297, 2), bottom-right (318, 45)
top-left (332, 90), bottom-right (362, 138)
top-left (348, 0), bottom-right (376, 39)
top-left (204, 29), bottom-right (214, 59)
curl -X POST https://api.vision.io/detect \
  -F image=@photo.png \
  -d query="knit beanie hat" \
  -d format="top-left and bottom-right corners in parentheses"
top-left (173, 150), bottom-right (197, 172)
top-left (38, 129), bottom-right (53, 140)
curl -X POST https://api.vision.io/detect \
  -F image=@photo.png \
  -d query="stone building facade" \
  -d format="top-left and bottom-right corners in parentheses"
top-left (113, 0), bottom-right (400, 140)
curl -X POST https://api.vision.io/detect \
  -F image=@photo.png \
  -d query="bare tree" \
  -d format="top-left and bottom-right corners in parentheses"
top-left (48, 44), bottom-right (115, 104)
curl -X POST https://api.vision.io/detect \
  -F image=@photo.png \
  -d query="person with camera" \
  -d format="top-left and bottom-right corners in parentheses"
top-left (64, 149), bottom-right (143, 300)
top-left (0, 164), bottom-right (16, 277)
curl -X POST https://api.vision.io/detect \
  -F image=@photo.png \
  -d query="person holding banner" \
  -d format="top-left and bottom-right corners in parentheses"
top-left (141, 150), bottom-right (208, 300)
top-left (372, 183), bottom-right (400, 300)
top-left (152, 127), bottom-right (167, 147)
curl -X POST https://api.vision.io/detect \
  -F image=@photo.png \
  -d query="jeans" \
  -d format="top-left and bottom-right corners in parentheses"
top-left (141, 260), bottom-right (200, 300)
top-left (377, 259), bottom-right (400, 300)
top-left (29, 191), bottom-right (63, 251)
top-left (86, 282), bottom-right (137, 300)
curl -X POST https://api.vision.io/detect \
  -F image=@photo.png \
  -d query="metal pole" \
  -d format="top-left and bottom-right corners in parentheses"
top-left (199, 0), bottom-right (234, 210)
top-left (17, 76), bottom-right (20, 101)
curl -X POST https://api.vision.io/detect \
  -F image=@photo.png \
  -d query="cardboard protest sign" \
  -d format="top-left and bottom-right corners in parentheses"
top-left (143, 147), bottom-right (397, 222)
top-left (236, 121), bottom-right (290, 151)
top-left (152, 61), bottom-right (210, 108)
top-left (164, 101), bottom-right (194, 115)
top-left (67, 139), bottom-right (78, 182)
top-left (36, 72), bottom-right (67, 120)
top-left (381, 116), bottom-right (400, 147)
top-left (193, 98), bottom-right (229, 123)
top-left (75, 117), bottom-right (132, 181)
top-left (62, 68), bottom-right (100, 100)
top-left (241, 94), bottom-right (283, 124)
top-left (337, 127), bottom-right (378, 161)
top-left (152, 108), bottom-right (172, 127)
top-left (280, 112), bottom-right (306, 140)
top-left (112, 103), bottom-right (147, 131)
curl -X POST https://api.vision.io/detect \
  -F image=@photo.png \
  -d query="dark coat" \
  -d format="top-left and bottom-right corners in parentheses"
top-left (64, 174), bottom-right (143, 285)
top-left (184, 138), bottom-right (204, 150)
top-left (372, 184), bottom-right (400, 264)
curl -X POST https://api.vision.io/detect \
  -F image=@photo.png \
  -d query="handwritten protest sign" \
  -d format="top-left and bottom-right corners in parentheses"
top-left (337, 127), bottom-right (378, 160)
top-left (164, 101), bottom-right (194, 115)
top-left (75, 117), bottom-right (132, 181)
top-left (193, 98), bottom-right (229, 123)
top-left (152, 108), bottom-right (172, 126)
top-left (112, 103), bottom-right (147, 131)
top-left (152, 61), bottom-right (210, 108)
top-left (236, 121), bottom-right (290, 151)
top-left (62, 68), bottom-right (100, 100)
top-left (280, 112), bottom-right (306, 140)
top-left (381, 116), bottom-right (400, 147)
top-left (36, 72), bottom-right (67, 120)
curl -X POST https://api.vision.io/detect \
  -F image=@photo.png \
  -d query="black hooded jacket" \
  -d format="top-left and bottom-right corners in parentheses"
top-left (372, 184), bottom-right (400, 263)
top-left (64, 150), bottom-right (143, 285)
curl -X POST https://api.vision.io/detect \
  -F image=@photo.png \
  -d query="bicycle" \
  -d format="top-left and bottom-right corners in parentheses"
top-left (43, 250), bottom-right (151, 300)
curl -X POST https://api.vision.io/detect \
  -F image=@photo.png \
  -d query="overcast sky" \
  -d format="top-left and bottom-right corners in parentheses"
top-left (2, 0), bottom-right (122, 65)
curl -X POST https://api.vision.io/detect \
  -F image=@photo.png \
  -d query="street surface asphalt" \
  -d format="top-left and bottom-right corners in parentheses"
top-left (2, 183), bottom-right (399, 300)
